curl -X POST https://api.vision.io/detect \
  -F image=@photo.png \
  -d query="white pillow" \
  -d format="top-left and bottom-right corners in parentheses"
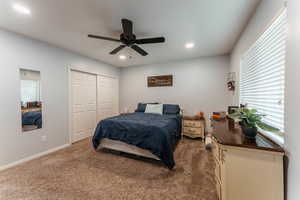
top-left (145, 104), bottom-right (163, 115)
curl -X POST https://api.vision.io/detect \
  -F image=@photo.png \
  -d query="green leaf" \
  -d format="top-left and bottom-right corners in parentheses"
top-left (249, 109), bottom-right (258, 114)
top-left (228, 113), bottom-right (241, 119)
top-left (256, 122), bottom-right (280, 133)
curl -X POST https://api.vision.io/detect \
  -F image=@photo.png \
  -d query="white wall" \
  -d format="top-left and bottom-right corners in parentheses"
top-left (229, 0), bottom-right (285, 105)
top-left (0, 29), bottom-right (120, 167)
top-left (119, 56), bottom-right (230, 128)
top-left (285, 1), bottom-right (300, 199)
top-left (229, 1), bottom-right (300, 199)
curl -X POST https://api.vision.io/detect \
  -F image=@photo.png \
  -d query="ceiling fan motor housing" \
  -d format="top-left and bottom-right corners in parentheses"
top-left (120, 33), bottom-right (136, 46)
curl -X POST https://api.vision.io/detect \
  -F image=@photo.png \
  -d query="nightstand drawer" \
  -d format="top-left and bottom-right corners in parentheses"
top-left (184, 132), bottom-right (202, 138)
top-left (183, 120), bottom-right (202, 127)
top-left (183, 127), bottom-right (204, 138)
top-left (183, 127), bottom-right (201, 134)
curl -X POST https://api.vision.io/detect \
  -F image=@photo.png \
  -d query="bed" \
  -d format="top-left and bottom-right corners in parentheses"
top-left (92, 104), bottom-right (182, 169)
top-left (22, 111), bottom-right (42, 128)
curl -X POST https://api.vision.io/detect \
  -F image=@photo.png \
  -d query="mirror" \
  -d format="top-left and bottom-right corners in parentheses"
top-left (20, 69), bottom-right (42, 132)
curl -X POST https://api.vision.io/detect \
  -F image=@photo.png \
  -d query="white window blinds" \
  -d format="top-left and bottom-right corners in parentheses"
top-left (21, 80), bottom-right (40, 103)
top-left (240, 9), bottom-right (287, 132)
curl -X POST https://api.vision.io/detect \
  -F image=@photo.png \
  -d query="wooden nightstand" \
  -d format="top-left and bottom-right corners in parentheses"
top-left (182, 116), bottom-right (205, 139)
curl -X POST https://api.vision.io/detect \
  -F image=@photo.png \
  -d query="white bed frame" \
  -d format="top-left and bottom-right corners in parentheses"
top-left (97, 109), bottom-right (183, 161)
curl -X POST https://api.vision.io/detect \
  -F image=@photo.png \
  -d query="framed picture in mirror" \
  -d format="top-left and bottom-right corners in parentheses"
top-left (20, 69), bottom-right (42, 132)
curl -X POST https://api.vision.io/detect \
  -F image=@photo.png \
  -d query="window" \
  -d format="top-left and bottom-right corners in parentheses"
top-left (21, 79), bottom-right (40, 103)
top-left (240, 9), bottom-right (287, 143)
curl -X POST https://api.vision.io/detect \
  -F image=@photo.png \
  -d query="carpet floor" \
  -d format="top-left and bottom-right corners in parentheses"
top-left (0, 138), bottom-right (217, 200)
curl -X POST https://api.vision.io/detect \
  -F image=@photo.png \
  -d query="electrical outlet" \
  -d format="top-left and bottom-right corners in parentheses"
top-left (41, 135), bottom-right (47, 142)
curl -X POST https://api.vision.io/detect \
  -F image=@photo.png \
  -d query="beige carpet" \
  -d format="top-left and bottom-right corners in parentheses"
top-left (0, 138), bottom-right (217, 200)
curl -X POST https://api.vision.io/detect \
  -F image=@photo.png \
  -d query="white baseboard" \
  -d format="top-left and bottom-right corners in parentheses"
top-left (0, 143), bottom-right (71, 171)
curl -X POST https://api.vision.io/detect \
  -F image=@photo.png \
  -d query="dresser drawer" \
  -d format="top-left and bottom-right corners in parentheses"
top-left (215, 176), bottom-right (222, 200)
top-left (212, 137), bottom-right (220, 161)
top-left (183, 120), bottom-right (202, 128)
top-left (214, 158), bottom-right (221, 183)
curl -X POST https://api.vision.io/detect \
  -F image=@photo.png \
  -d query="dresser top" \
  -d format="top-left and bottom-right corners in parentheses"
top-left (211, 119), bottom-right (284, 153)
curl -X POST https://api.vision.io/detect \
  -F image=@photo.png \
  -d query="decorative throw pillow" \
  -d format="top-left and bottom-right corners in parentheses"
top-left (145, 104), bottom-right (163, 115)
top-left (135, 102), bottom-right (159, 112)
top-left (163, 104), bottom-right (180, 114)
top-left (136, 103), bottom-right (147, 112)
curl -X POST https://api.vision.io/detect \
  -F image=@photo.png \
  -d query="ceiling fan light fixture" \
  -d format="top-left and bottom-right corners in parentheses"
top-left (119, 55), bottom-right (127, 60)
top-left (185, 42), bottom-right (195, 49)
top-left (13, 3), bottom-right (31, 15)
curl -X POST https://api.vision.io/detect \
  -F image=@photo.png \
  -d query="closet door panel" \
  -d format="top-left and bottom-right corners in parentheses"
top-left (97, 75), bottom-right (118, 121)
top-left (71, 71), bottom-right (97, 143)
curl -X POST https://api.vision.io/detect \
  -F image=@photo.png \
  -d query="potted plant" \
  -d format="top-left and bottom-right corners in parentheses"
top-left (229, 108), bottom-right (279, 139)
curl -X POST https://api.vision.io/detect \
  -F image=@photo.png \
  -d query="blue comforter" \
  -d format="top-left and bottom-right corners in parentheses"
top-left (22, 111), bottom-right (42, 128)
top-left (92, 112), bottom-right (182, 169)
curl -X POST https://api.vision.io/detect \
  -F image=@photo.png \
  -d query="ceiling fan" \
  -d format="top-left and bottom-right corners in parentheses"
top-left (88, 18), bottom-right (165, 56)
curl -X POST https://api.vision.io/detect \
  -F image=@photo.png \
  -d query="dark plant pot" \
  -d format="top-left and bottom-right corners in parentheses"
top-left (241, 125), bottom-right (257, 139)
top-left (240, 121), bottom-right (258, 139)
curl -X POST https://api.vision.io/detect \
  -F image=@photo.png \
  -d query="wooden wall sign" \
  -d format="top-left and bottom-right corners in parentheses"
top-left (147, 75), bottom-right (173, 87)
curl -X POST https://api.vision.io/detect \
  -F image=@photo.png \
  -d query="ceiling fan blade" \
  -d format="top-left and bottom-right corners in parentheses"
top-left (135, 37), bottom-right (165, 44)
top-left (122, 19), bottom-right (133, 38)
top-left (110, 45), bottom-right (126, 55)
top-left (131, 45), bottom-right (148, 56)
top-left (88, 34), bottom-right (120, 42)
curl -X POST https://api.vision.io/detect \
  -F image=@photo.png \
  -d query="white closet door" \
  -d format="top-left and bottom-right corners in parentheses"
top-left (97, 75), bottom-right (119, 121)
top-left (71, 71), bottom-right (97, 143)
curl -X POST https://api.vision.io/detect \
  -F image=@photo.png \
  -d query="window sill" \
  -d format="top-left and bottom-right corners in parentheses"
top-left (258, 128), bottom-right (284, 147)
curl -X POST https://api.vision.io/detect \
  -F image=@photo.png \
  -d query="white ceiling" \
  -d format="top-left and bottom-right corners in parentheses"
top-left (0, 0), bottom-right (261, 67)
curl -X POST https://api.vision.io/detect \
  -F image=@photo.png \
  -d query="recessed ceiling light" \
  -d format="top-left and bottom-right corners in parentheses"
top-left (185, 42), bottom-right (195, 49)
top-left (13, 3), bottom-right (31, 15)
top-left (119, 55), bottom-right (127, 60)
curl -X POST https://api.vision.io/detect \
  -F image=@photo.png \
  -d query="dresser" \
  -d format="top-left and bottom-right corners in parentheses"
top-left (210, 119), bottom-right (284, 200)
top-left (182, 116), bottom-right (205, 139)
